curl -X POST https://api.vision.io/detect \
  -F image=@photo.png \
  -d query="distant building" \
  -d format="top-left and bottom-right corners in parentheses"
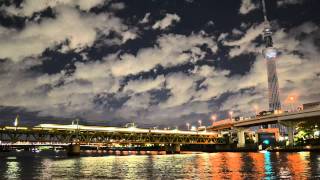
top-left (303, 102), bottom-right (320, 110)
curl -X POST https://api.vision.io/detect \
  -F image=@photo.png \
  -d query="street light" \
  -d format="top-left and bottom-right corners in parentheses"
top-left (211, 114), bottom-right (217, 124)
top-left (198, 120), bottom-right (202, 127)
top-left (186, 123), bottom-right (190, 130)
top-left (14, 115), bottom-right (19, 127)
top-left (229, 111), bottom-right (233, 120)
top-left (253, 105), bottom-right (259, 115)
top-left (289, 96), bottom-right (295, 111)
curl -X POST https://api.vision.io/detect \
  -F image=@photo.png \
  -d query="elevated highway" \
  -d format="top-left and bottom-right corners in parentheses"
top-left (233, 107), bottom-right (320, 127)
top-left (207, 107), bottom-right (320, 147)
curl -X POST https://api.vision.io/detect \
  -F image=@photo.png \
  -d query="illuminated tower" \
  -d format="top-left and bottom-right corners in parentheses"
top-left (261, 0), bottom-right (281, 111)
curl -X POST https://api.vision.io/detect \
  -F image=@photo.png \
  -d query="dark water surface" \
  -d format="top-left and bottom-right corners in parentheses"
top-left (0, 151), bottom-right (319, 179)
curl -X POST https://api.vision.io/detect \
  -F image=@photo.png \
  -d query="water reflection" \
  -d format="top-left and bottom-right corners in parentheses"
top-left (264, 152), bottom-right (274, 179)
top-left (4, 157), bottom-right (20, 180)
top-left (0, 151), bottom-right (319, 179)
top-left (248, 152), bottom-right (265, 178)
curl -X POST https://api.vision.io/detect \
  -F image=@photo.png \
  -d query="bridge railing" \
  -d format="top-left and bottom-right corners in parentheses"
top-left (0, 126), bottom-right (226, 145)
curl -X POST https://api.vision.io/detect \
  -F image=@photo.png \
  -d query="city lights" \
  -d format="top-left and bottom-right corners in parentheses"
top-left (263, 47), bottom-right (278, 59)
top-left (253, 105), bottom-right (259, 115)
top-left (211, 114), bottom-right (217, 122)
top-left (229, 111), bottom-right (233, 120)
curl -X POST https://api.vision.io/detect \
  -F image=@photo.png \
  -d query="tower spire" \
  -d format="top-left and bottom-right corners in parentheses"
top-left (261, 0), bottom-right (281, 111)
top-left (261, 0), bottom-right (268, 23)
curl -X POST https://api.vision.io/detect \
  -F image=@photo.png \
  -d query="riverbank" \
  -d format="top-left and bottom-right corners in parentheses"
top-left (268, 145), bottom-right (320, 152)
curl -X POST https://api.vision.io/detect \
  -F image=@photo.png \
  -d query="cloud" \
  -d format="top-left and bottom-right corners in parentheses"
top-left (0, 28), bottom-right (218, 122)
top-left (1, 0), bottom-right (106, 17)
top-left (207, 21), bottom-right (214, 27)
top-left (152, 13), bottom-right (181, 30)
top-left (160, 73), bottom-right (197, 108)
top-left (123, 93), bottom-right (152, 110)
top-left (220, 22), bottom-right (320, 114)
top-left (221, 88), bottom-right (268, 117)
top-left (223, 23), bottom-right (264, 57)
top-left (140, 12), bottom-right (151, 24)
top-left (124, 76), bottom-right (165, 93)
top-left (277, 0), bottom-right (305, 7)
top-left (109, 2), bottom-right (125, 10)
top-left (239, 0), bottom-right (258, 15)
top-left (0, 0), bottom-right (318, 128)
top-left (109, 33), bottom-right (217, 77)
top-left (0, 5), bottom-right (136, 62)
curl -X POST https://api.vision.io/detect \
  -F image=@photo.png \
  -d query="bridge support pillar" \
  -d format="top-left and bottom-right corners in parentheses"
top-left (67, 143), bottom-right (80, 156)
top-left (165, 144), bottom-right (180, 154)
top-left (237, 128), bottom-right (245, 148)
top-left (287, 126), bottom-right (294, 146)
top-left (280, 121), bottom-right (298, 146)
top-left (254, 133), bottom-right (259, 144)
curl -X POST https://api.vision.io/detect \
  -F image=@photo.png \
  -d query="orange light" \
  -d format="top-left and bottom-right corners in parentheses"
top-left (211, 114), bottom-right (217, 121)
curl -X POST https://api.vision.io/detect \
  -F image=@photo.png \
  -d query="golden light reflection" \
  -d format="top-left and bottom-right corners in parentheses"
top-left (225, 152), bottom-right (243, 179)
top-left (195, 153), bottom-right (211, 179)
top-left (208, 153), bottom-right (228, 180)
top-left (248, 152), bottom-right (265, 178)
top-left (286, 152), bottom-right (308, 179)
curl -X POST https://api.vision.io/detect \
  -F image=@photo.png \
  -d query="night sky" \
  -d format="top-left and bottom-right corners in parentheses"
top-left (0, 0), bottom-right (319, 128)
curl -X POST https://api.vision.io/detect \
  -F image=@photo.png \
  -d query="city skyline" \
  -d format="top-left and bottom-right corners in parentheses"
top-left (0, 0), bottom-right (319, 127)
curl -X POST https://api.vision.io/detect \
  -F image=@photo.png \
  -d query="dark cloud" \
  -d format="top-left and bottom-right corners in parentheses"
top-left (0, 0), bottom-right (319, 128)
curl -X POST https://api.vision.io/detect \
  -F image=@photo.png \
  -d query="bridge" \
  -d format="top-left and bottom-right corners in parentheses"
top-left (0, 124), bottom-right (225, 154)
top-left (207, 107), bottom-right (320, 147)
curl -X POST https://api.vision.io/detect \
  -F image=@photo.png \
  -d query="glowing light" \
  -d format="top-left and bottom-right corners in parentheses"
top-left (128, 126), bottom-right (136, 130)
top-left (229, 111), bottom-right (233, 120)
top-left (211, 114), bottom-right (217, 122)
top-left (279, 136), bottom-right (285, 141)
top-left (263, 47), bottom-right (277, 59)
top-left (263, 139), bottom-right (270, 145)
top-left (34, 124), bottom-right (218, 136)
top-left (5, 161), bottom-right (20, 179)
top-left (186, 123), bottom-right (190, 130)
top-left (253, 105), bottom-right (259, 115)
top-left (14, 115), bottom-right (19, 127)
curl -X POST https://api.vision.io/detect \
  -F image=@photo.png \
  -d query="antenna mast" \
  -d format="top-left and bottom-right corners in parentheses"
top-left (261, 0), bottom-right (272, 47)
top-left (261, 0), bottom-right (268, 23)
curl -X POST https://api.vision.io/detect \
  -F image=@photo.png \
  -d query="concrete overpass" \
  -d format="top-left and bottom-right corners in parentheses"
top-left (207, 107), bottom-right (320, 147)
top-left (233, 107), bottom-right (320, 127)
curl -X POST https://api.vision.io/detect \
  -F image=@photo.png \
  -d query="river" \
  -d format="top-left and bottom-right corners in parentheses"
top-left (0, 151), bottom-right (319, 179)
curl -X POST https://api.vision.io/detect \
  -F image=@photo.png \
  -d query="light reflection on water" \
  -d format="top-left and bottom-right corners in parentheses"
top-left (0, 152), bottom-right (319, 179)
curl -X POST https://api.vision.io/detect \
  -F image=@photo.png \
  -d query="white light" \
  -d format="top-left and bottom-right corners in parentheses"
top-left (14, 116), bottom-right (18, 127)
top-left (279, 136), bottom-right (285, 141)
top-left (211, 115), bottom-right (217, 121)
top-left (314, 131), bottom-right (320, 136)
top-left (264, 47), bottom-right (277, 59)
